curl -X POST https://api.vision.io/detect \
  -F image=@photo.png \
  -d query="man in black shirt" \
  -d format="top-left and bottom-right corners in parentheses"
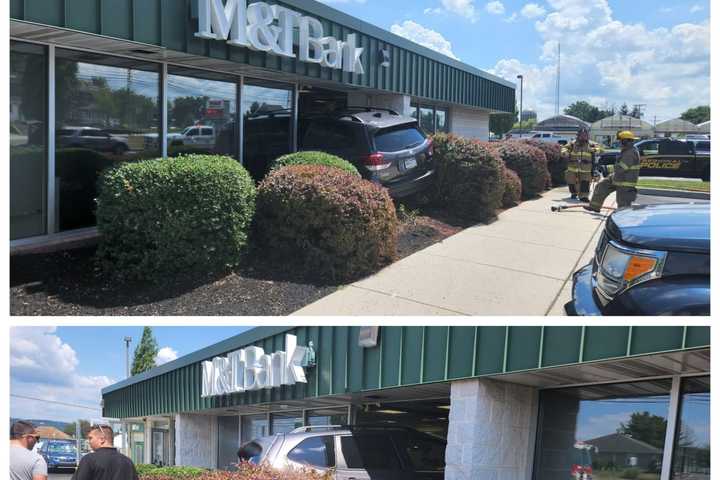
top-left (72, 425), bottom-right (138, 480)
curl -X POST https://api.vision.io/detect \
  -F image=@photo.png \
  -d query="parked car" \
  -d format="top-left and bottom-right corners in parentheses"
top-left (529, 131), bottom-right (570, 145)
top-left (56, 126), bottom-right (129, 155)
top-left (38, 439), bottom-right (78, 472)
top-left (180, 125), bottom-right (215, 145)
top-left (597, 138), bottom-right (710, 181)
top-left (299, 107), bottom-right (435, 198)
top-left (565, 203), bottom-right (710, 315)
top-left (237, 424), bottom-right (445, 479)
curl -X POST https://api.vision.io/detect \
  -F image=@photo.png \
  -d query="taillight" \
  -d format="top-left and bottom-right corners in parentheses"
top-left (364, 152), bottom-right (391, 171)
top-left (570, 464), bottom-right (581, 475)
top-left (584, 466), bottom-right (593, 476)
top-left (427, 137), bottom-right (434, 156)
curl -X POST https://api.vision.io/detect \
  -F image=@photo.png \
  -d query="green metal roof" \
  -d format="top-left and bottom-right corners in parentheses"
top-left (10, 0), bottom-right (515, 112)
top-left (101, 326), bottom-right (709, 419)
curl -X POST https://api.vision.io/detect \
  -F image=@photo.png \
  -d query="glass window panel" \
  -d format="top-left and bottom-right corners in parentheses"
top-left (535, 379), bottom-right (671, 480)
top-left (672, 376), bottom-right (710, 480)
top-left (287, 436), bottom-right (336, 468)
top-left (270, 411), bottom-right (303, 435)
top-left (435, 109), bottom-right (448, 133)
top-left (54, 49), bottom-right (160, 231)
top-left (374, 125), bottom-right (426, 152)
top-left (241, 414), bottom-right (268, 443)
top-left (10, 41), bottom-right (47, 239)
top-left (419, 106), bottom-right (434, 133)
top-left (217, 416), bottom-right (240, 471)
top-left (242, 82), bottom-right (293, 181)
top-left (307, 407), bottom-right (349, 426)
top-left (167, 68), bottom-right (238, 160)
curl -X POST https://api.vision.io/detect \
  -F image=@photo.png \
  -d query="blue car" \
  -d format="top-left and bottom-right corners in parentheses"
top-left (39, 439), bottom-right (78, 471)
top-left (566, 203), bottom-right (710, 315)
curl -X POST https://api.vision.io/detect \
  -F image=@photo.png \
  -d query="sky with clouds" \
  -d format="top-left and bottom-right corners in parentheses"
top-left (10, 326), bottom-right (250, 422)
top-left (316, 0), bottom-right (710, 122)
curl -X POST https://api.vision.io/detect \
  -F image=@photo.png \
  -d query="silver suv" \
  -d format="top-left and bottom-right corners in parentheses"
top-left (237, 425), bottom-right (446, 480)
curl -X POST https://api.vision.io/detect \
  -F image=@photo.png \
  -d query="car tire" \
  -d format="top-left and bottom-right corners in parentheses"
top-left (113, 143), bottom-right (128, 155)
top-left (700, 166), bottom-right (710, 182)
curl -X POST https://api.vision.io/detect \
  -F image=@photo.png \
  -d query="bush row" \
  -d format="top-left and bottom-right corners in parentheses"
top-left (96, 137), bottom-right (553, 282)
top-left (138, 463), bottom-right (331, 480)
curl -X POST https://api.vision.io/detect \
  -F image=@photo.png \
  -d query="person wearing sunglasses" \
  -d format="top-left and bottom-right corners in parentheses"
top-left (10, 420), bottom-right (48, 480)
top-left (72, 424), bottom-right (138, 480)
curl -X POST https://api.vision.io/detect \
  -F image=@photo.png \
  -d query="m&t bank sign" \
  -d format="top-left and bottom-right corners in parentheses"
top-left (195, 0), bottom-right (365, 74)
top-left (201, 334), bottom-right (310, 397)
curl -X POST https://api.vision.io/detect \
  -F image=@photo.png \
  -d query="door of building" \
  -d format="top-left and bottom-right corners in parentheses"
top-left (217, 416), bottom-right (240, 471)
top-left (151, 429), bottom-right (169, 466)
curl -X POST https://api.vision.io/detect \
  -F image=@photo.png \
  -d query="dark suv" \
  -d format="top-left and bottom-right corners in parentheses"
top-left (300, 108), bottom-right (435, 197)
top-left (566, 203), bottom-right (710, 315)
top-left (237, 425), bottom-right (445, 479)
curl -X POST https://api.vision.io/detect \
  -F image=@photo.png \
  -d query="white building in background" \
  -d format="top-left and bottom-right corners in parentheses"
top-left (696, 120), bottom-right (710, 135)
top-left (589, 114), bottom-right (655, 145)
top-left (655, 118), bottom-right (699, 138)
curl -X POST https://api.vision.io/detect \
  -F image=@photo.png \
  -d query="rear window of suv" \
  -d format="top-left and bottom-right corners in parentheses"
top-left (374, 125), bottom-right (426, 152)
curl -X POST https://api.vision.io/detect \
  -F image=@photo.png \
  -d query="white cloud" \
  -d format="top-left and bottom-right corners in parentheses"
top-left (155, 346), bottom-right (178, 366)
top-left (504, 12), bottom-right (519, 23)
top-left (521, 3), bottom-right (546, 18)
top-left (11, 327), bottom-right (115, 422)
top-left (690, 4), bottom-right (703, 13)
top-left (489, 0), bottom-right (710, 121)
top-left (426, 0), bottom-right (480, 22)
top-left (486, 1), bottom-right (505, 15)
top-left (390, 20), bottom-right (460, 60)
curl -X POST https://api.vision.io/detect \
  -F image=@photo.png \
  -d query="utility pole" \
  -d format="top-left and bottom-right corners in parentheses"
top-left (555, 42), bottom-right (560, 116)
top-left (124, 336), bottom-right (132, 378)
top-left (516, 74), bottom-right (524, 129)
top-left (76, 421), bottom-right (81, 467)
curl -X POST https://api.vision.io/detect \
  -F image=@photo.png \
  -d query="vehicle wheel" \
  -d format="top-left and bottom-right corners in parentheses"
top-left (113, 143), bottom-right (127, 155)
top-left (701, 166), bottom-right (710, 182)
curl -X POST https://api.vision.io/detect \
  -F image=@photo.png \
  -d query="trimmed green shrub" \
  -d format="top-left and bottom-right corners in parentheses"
top-left (254, 164), bottom-right (397, 282)
top-left (494, 141), bottom-right (549, 199)
top-left (270, 151), bottom-right (360, 177)
top-left (139, 462), bottom-right (332, 480)
top-left (96, 154), bottom-right (256, 280)
top-left (430, 133), bottom-right (505, 221)
top-left (501, 167), bottom-right (522, 207)
top-left (521, 139), bottom-right (567, 186)
top-left (137, 465), bottom-right (207, 478)
top-left (620, 468), bottom-right (640, 480)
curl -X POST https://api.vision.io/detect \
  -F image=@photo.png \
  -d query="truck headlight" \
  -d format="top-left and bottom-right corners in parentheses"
top-left (595, 241), bottom-right (666, 299)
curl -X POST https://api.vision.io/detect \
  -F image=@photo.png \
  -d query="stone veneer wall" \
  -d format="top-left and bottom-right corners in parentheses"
top-left (445, 378), bottom-right (538, 480)
top-left (175, 414), bottom-right (216, 468)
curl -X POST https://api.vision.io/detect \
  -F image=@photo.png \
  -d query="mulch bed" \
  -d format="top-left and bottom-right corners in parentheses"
top-left (11, 211), bottom-right (464, 316)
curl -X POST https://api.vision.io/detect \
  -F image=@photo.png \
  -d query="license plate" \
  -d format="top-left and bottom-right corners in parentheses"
top-left (404, 158), bottom-right (418, 169)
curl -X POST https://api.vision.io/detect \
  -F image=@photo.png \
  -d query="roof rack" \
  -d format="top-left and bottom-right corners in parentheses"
top-left (290, 425), bottom-right (346, 434)
top-left (342, 106), bottom-right (400, 116)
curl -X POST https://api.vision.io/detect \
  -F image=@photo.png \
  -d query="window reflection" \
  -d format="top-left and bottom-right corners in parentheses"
top-left (536, 380), bottom-right (671, 480)
top-left (672, 376), bottom-right (710, 480)
top-left (242, 82), bottom-right (293, 181)
top-left (54, 49), bottom-right (160, 231)
top-left (241, 415), bottom-right (268, 444)
top-left (271, 411), bottom-right (303, 435)
top-left (167, 69), bottom-right (238, 159)
top-left (436, 109), bottom-right (448, 133)
top-left (307, 407), bottom-right (349, 427)
top-left (10, 41), bottom-right (47, 240)
top-left (419, 106), bottom-right (434, 134)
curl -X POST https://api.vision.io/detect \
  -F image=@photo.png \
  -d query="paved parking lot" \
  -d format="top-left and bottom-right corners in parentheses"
top-left (49, 473), bottom-right (74, 480)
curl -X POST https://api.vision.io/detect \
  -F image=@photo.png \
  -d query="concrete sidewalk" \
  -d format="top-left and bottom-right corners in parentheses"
top-left (293, 187), bottom-right (615, 316)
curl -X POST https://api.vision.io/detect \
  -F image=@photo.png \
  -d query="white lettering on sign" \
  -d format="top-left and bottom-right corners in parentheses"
top-left (201, 334), bottom-right (308, 397)
top-left (195, 0), bottom-right (365, 74)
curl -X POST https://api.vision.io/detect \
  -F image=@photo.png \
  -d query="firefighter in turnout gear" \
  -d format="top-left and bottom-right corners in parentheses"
top-left (584, 131), bottom-right (641, 212)
top-left (562, 128), bottom-right (596, 201)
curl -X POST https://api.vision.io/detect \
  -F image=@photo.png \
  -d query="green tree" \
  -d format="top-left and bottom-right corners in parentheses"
top-left (490, 108), bottom-right (517, 136)
top-left (680, 105), bottom-right (710, 125)
top-left (62, 420), bottom-right (92, 438)
top-left (564, 101), bottom-right (604, 123)
top-left (619, 103), bottom-right (630, 116)
top-left (131, 327), bottom-right (158, 375)
top-left (619, 412), bottom-right (668, 449)
top-left (170, 96), bottom-right (208, 129)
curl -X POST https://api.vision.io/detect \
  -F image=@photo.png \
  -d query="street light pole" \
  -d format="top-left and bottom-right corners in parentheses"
top-left (516, 74), bottom-right (524, 129)
top-left (124, 336), bottom-right (132, 378)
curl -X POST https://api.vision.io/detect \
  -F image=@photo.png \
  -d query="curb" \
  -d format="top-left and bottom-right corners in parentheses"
top-left (637, 188), bottom-right (710, 200)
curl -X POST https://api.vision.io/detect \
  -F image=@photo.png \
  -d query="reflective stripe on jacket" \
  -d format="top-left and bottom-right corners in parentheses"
top-left (563, 141), bottom-right (595, 173)
top-left (613, 146), bottom-right (640, 187)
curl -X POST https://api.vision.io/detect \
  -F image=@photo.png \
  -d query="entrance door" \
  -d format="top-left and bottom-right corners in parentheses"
top-left (151, 430), bottom-right (168, 466)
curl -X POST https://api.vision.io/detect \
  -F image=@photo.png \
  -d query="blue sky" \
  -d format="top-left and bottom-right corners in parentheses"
top-left (317, 0), bottom-right (710, 122)
top-left (10, 326), bottom-right (252, 422)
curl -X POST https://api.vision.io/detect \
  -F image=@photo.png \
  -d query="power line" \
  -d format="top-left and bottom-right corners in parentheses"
top-left (11, 394), bottom-right (102, 412)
